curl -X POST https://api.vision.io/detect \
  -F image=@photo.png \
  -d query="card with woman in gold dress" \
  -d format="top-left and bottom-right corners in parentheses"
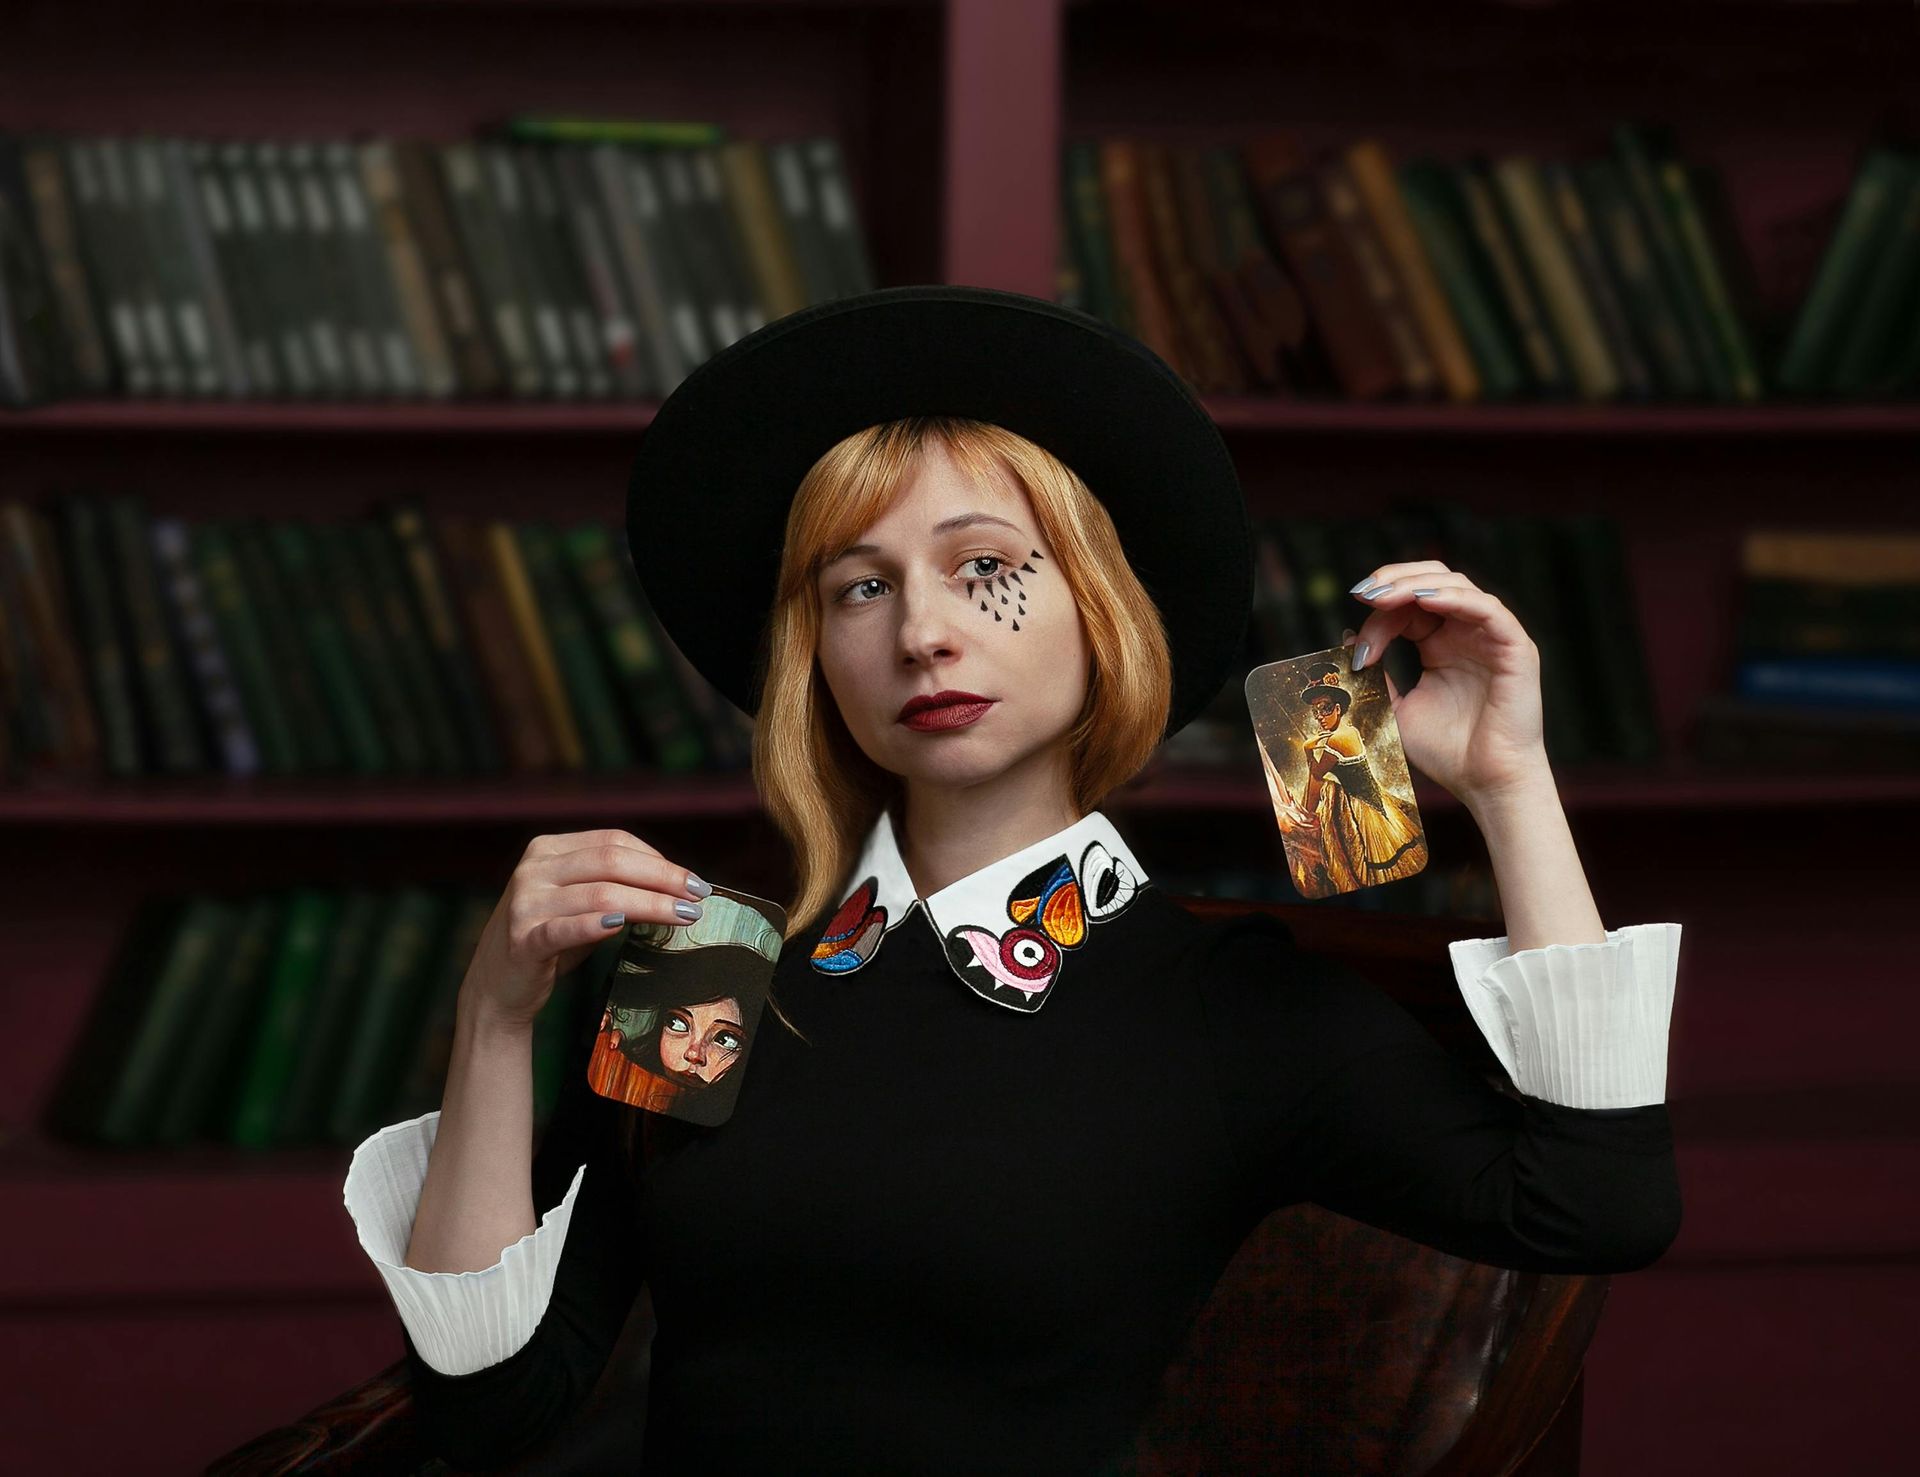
top-left (1245, 645), bottom-right (1429, 899)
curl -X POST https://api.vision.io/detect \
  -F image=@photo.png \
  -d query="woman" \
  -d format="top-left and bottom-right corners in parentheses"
top-left (1295, 659), bottom-right (1429, 895)
top-left (590, 993), bottom-right (747, 1120)
top-left (344, 286), bottom-right (1682, 1476)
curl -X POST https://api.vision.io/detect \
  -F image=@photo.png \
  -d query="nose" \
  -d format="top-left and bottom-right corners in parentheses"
top-left (683, 1036), bottom-right (707, 1065)
top-left (896, 567), bottom-right (960, 672)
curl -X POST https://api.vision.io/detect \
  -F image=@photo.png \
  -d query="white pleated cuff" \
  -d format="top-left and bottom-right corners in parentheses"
top-left (342, 1108), bottom-right (588, 1377)
top-left (1447, 922), bottom-right (1682, 1110)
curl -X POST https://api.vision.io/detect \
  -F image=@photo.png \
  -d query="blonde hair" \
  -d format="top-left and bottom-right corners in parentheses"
top-left (754, 415), bottom-right (1174, 942)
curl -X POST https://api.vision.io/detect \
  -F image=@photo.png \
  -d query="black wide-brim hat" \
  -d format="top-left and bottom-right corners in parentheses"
top-left (626, 284), bottom-right (1253, 740)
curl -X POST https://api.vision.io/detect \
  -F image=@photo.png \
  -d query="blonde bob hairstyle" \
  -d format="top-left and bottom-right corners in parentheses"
top-left (755, 415), bottom-right (1174, 944)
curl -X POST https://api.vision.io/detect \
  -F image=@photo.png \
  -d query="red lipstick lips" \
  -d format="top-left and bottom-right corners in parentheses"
top-left (897, 689), bottom-right (996, 732)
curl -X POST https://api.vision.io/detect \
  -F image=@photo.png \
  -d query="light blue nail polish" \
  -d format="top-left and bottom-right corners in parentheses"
top-left (1348, 576), bottom-right (1376, 594)
top-left (1412, 587), bottom-right (1439, 597)
top-left (684, 872), bottom-right (712, 900)
top-left (674, 900), bottom-right (702, 922)
top-left (601, 912), bottom-right (625, 929)
top-left (1365, 581), bottom-right (1395, 598)
top-left (1353, 640), bottom-right (1371, 669)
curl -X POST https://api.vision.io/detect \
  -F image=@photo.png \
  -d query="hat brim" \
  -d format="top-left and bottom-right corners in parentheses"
top-left (626, 284), bottom-right (1252, 740)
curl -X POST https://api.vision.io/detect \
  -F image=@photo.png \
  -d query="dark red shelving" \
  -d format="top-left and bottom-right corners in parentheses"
top-left (9, 398), bottom-right (1920, 438)
top-left (5, 759), bottom-right (1916, 825)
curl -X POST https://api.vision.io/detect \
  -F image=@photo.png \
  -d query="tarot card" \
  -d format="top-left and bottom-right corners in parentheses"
top-left (586, 884), bottom-right (786, 1127)
top-left (1244, 643), bottom-right (1429, 900)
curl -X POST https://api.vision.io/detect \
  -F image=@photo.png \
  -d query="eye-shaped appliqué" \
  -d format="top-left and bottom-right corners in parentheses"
top-left (1078, 839), bottom-right (1139, 920)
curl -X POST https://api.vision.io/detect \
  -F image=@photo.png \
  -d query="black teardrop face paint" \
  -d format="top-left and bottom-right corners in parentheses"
top-left (981, 550), bottom-right (1040, 632)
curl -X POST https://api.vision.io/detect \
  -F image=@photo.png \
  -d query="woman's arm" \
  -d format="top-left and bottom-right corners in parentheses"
top-left (344, 957), bottom-right (649, 1468)
top-left (1199, 913), bottom-right (1682, 1276)
top-left (1464, 761), bottom-right (1603, 952)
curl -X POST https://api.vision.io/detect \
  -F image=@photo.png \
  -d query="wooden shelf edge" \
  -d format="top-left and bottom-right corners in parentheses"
top-left (2, 762), bottom-right (1916, 824)
top-left (7, 399), bottom-right (1920, 438)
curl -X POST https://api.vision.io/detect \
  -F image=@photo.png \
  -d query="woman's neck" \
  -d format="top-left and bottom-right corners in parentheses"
top-left (896, 753), bottom-right (1081, 897)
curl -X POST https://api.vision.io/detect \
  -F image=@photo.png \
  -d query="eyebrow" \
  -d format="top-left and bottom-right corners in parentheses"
top-left (821, 512), bottom-right (1026, 570)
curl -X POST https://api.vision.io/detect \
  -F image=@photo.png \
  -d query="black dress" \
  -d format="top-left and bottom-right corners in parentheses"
top-left (400, 824), bottom-right (1681, 1475)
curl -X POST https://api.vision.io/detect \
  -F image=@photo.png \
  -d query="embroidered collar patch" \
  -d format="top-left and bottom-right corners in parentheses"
top-left (810, 808), bottom-right (1147, 1013)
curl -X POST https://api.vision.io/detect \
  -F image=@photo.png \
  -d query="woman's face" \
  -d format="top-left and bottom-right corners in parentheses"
top-left (658, 999), bottom-right (746, 1086)
top-left (814, 441), bottom-right (1090, 798)
top-left (1310, 696), bottom-right (1342, 731)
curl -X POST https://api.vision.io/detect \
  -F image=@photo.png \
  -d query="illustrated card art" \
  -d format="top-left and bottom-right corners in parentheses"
top-left (586, 885), bottom-right (786, 1127)
top-left (1244, 643), bottom-right (1429, 899)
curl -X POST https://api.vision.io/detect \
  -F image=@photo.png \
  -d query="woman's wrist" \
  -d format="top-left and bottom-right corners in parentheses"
top-left (1461, 761), bottom-right (1606, 951)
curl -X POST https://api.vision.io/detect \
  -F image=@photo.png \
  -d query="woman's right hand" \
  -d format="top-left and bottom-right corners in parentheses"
top-left (461, 829), bottom-right (712, 1031)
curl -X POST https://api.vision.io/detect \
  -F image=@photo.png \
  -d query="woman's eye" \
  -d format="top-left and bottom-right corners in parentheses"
top-left (715, 1031), bottom-right (742, 1052)
top-left (665, 1014), bottom-right (689, 1034)
top-left (836, 553), bottom-right (1004, 605)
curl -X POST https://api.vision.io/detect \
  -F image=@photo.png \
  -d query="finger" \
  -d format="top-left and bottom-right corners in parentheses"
top-left (544, 841), bottom-right (706, 903)
top-left (545, 879), bottom-right (704, 933)
top-left (1349, 560), bottom-right (1454, 596)
top-left (527, 828), bottom-right (664, 862)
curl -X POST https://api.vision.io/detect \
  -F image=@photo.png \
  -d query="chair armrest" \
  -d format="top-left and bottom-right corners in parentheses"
top-left (206, 1358), bottom-right (433, 1477)
top-left (1425, 1273), bottom-right (1610, 1477)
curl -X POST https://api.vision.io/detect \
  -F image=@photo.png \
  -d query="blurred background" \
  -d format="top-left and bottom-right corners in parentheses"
top-left (1, 0), bottom-right (1914, 1471)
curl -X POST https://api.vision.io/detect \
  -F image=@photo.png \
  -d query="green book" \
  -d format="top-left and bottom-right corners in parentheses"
top-left (96, 897), bottom-right (238, 1145)
top-left (380, 501), bottom-right (510, 775)
top-left (561, 520), bottom-right (704, 773)
top-left (104, 495), bottom-right (206, 773)
top-left (328, 889), bottom-right (456, 1146)
top-left (1573, 158), bottom-right (1704, 398)
top-left (276, 889), bottom-right (387, 1145)
top-left (313, 519), bottom-right (431, 773)
top-left (516, 520), bottom-right (634, 771)
top-left (504, 117), bottom-right (727, 147)
top-left (154, 894), bottom-right (286, 1144)
top-left (1398, 160), bottom-right (1527, 400)
top-left (1612, 122), bottom-right (1734, 401)
top-left (1656, 156), bottom-right (1764, 400)
top-left (53, 495), bottom-right (143, 777)
top-left (231, 517), bottom-right (346, 773)
top-left (191, 520), bottom-right (301, 773)
top-left (1550, 515), bottom-right (1661, 763)
top-left (1827, 153), bottom-right (1920, 396)
top-left (267, 520), bottom-right (386, 774)
top-left (356, 519), bottom-right (469, 774)
top-left (229, 890), bottom-right (340, 1147)
top-left (389, 892), bottom-right (495, 1124)
top-left (1776, 147), bottom-right (1913, 394)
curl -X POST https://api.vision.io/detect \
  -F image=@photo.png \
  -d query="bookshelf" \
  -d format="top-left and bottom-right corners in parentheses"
top-left (3, 3), bottom-right (1916, 1475)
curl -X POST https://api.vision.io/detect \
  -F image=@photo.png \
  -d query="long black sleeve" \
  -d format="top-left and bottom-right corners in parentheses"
top-left (404, 972), bottom-right (649, 1471)
top-left (1196, 911), bottom-right (1683, 1275)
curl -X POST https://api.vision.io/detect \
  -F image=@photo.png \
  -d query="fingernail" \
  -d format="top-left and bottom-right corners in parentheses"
top-left (601, 912), bottom-right (625, 929)
top-left (1353, 640), bottom-right (1372, 669)
top-left (1411, 587), bottom-right (1439, 597)
top-left (1363, 581), bottom-right (1394, 598)
top-left (1348, 576), bottom-right (1376, 594)
top-left (674, 900), bottom-right (702, 922)
top-left (684, 872), bottom-right (712, 899)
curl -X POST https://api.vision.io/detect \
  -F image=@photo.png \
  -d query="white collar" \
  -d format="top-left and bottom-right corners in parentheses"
top-left (809, 806), bottom-right (1151, 1013)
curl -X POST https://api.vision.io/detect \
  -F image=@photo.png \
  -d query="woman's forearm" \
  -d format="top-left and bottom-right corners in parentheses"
top-left (404, 989), bottom-right (540, 1273)
top-left (1462, 763), bottom-right (1606, 952)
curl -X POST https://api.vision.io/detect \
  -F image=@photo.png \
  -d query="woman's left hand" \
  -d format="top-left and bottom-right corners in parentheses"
top-left (1345, 561), bottom-right (1551, 806)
